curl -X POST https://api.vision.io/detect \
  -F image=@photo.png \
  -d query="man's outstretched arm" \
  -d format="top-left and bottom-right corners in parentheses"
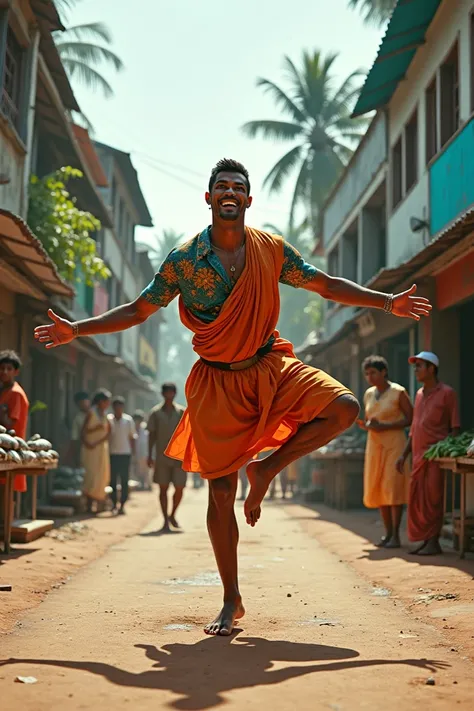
top-left (34, 297), bottom-right (160, 349)
top-left (305, 270), bottom-right (431, 320)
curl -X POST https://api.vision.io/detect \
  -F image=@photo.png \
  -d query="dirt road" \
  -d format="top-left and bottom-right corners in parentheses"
top-left (2, 489), bottom-right (474, 710)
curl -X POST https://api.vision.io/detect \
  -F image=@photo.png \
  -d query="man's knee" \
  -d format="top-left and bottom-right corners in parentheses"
top-left (159, 484), bottom-right (169, 495)
top-left (333, 394), bottom-right (360, 429)
top-left (209, 475), bottom-right (236, 507)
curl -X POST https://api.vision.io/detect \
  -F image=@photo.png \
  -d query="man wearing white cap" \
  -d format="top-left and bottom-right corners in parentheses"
top-left (396, 352), bottom-right (460, 555)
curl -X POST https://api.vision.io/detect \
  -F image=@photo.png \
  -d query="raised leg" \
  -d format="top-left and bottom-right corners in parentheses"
top-left (169, 486), bottom-right (184, 528)
top-left (245, 394), bottom-right (359, 526)
top-left (159, 484), bottom-right (170, 531)
top-left (205, 473), bottom-right (245, 636)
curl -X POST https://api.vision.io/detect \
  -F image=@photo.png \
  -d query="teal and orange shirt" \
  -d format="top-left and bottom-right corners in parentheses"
top-left (140, 226), bottom-right (318, 323)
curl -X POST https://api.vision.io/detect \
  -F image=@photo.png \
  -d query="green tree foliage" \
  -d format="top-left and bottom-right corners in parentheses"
top-left (54, 0), bottom-right (123, 99)
top-left (27, 166), bottom-right (110, 286)
top-left (242, 51), bottom-right (368, 232)
top-left (348, 0), bottom-right (396, 26)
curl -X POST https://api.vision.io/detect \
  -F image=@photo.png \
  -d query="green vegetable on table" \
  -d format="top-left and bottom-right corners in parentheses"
top-left (424, 431), bottom-right (474, 460)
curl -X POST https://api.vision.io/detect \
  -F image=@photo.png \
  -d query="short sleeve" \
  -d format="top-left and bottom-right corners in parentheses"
top-left (279, 241), bottom-right (318, 288)
top-left (140, 250), bottom-right (180, 307)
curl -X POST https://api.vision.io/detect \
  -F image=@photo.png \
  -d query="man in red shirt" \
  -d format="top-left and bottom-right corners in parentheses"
top-left (397, 352), bottom-right (460, 555)
top-left (0, 350), bottom-right (29, 494)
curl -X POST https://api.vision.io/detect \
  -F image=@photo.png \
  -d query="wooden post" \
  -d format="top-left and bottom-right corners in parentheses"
top-left (460, 471), bottom-right (466, 559)
top-left (3, 470), bottom-right (13, 554)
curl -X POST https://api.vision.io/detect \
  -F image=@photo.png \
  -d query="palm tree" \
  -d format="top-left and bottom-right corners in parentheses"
top-left (348, 0), bottom-right (396, 26)
top-left (242, 51), bottom-right (368, 232)
top-left (54, 0), bottom-right (123, 98)
top-left (137, 229), bottom-right (185, 268)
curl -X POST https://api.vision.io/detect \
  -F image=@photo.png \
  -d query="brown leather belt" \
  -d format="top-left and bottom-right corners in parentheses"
top-left (201, 337), bottom-right (274, 371)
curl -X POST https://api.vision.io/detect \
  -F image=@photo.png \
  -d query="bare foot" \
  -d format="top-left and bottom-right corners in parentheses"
top-left (417, 540), bottom-right (442, 556)
top-left (245, 460), bottom-right (275, 526)
top-left (160, 522), bottom-right (171, 534)
top-left (375, 535), bottom-right (391, 548)
top-left (385, 536), bottom-right (401, 549)
top-left (409, 541), bottom-right (427, 555)
top-left (169, 515), bottom-right (180, 529)
top-left (204, 600), bottom-right (245, 636)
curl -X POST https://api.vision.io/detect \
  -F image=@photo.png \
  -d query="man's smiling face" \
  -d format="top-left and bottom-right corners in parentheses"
top-left (206, 171), bottom-right (252, 221)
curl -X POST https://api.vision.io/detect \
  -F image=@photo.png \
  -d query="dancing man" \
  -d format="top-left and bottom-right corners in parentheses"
top-left (34, 158), bottom-right (432, 635)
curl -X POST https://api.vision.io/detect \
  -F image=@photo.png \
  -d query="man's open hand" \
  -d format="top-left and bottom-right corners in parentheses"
top-left (34, 309), bottom-right (75, 349)
top-left (392, 285), bottom-right (432, 321)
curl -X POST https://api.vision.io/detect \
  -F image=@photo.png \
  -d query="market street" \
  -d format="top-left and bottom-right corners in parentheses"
top-left (2, 490), bottom-right (474, 710)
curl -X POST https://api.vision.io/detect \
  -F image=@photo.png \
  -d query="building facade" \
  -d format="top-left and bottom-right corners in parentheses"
top-left (0, 2), bottom-right (160, 505)
top-left (310, 0), bottom-right (474, 513)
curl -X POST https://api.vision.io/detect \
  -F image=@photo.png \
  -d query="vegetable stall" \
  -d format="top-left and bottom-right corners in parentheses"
top-left (425, 431), bottom-right (474, 558)
top-left (0, 426), bottom-right (59, 554)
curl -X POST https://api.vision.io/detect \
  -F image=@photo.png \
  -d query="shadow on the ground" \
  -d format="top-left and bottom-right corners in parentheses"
top-left (0, 547), bottom-right (40, 565)
top-left (1, 634), bottom-right (450, 710)
top-left (288, 501), bottom-right (474, 572)
top-left (139, 529), bottom-right (184, 538)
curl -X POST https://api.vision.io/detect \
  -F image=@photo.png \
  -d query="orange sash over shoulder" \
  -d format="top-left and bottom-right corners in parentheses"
top-left (166, 228), bottom-right (350, 478)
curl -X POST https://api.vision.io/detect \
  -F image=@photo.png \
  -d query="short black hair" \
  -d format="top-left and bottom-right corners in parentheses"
top-left (74, 391), bottom-right (89, 404)
top-left (112, 396), bottom-right (126, 406)
top-left (161, 382), bottom-right (177, 394)
top-left (423, 360), bottom-right (439, 376)
top-left (0, 350), bottom-right (22, 370)
top-left (208, 158), bottom-right (250, 194)
top-left (362, 355), bottom-right (389, 375)
top-left (92, 388), bottom-right (112, 406)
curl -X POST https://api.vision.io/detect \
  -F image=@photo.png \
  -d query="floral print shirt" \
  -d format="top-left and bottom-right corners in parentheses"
top-left (140, 226), bottom-right (318, 323)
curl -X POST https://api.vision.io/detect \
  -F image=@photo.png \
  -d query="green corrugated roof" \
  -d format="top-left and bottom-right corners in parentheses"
top-left (352, 0), bottom-right (443, 117)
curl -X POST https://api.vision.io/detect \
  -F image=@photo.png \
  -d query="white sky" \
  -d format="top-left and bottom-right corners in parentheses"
top-left (65, 0), bottom-right (383, 244)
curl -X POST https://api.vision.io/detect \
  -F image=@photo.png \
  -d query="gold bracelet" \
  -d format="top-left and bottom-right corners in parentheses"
top-left (383, 294), bottom-right (393, 314)
top-left (72, 322), bottom-right (79, 338)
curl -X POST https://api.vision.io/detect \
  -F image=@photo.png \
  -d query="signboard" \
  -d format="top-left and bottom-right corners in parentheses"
top-left (139, 334), bottom-right (157, 375)
top-left (430, 119), bottom-right (474, 235)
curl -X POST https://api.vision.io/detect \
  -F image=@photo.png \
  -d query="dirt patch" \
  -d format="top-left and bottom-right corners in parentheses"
top-left (0, 490), bottom-right (157, 633)
top-left (289, 502), bottom-right (474, 661)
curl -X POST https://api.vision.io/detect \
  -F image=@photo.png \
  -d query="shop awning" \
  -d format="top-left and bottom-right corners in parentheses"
top-left (352, 0), bottom-right (443, 117)
top-left (0, 209), bottom-right (74, 298)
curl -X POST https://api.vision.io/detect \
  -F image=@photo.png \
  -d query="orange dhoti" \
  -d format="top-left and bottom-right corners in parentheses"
top-left (166, 228), bottom-right (352, 479)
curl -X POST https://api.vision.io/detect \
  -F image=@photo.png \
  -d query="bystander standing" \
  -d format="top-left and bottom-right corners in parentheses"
top-left (397, 352), bottom-right (460, 555)
top-left (108, 397), bottom-right (136, 515)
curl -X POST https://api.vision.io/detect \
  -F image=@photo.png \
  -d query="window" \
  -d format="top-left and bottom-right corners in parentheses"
top-left (391, 137), bottom-right (402, 210)
top-left (405, 110), bottom-right (418, 192)
top-left (440, 41), bottom-right (459, 147)
top-left (425, 79), bottom-right (438, 164)
top-left (1, 28), bottom-right (23, 129)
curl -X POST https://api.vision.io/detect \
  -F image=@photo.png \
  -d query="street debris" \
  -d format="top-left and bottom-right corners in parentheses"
top-left (15, 676), bottom-right (37, 684)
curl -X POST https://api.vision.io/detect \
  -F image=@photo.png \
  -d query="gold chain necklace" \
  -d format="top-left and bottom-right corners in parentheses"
top-left (212, 241), bottom-right (246, 280)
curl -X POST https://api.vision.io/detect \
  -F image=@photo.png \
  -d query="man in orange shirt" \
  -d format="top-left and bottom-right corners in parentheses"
top-left (33, 159), bottom-right (432, 636)
top-left (0, 350), bottom-right (29, 494)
